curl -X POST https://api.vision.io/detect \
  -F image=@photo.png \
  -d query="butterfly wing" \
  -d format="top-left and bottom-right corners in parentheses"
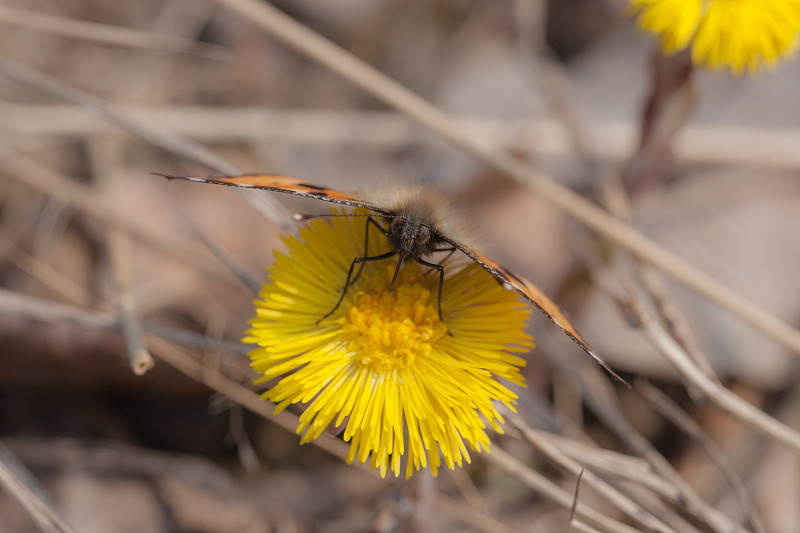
top-left (159, 172), bottom-right (622, 382)
top-left (441, 235), bottom-right (624, 383)
top-left (154, 173), bottom-right (392, 214)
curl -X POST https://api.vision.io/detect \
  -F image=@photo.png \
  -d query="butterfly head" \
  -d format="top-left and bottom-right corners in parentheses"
top-left (386, 215), bottom-right (437, 262)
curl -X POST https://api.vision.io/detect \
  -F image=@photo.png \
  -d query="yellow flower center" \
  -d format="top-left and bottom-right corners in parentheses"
top-left (342, 268), bottom-right (447, 373)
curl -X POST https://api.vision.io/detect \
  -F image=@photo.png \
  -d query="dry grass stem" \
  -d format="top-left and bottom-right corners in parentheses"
top-left (106, 225), bottom-right (155, 375)
top-left (433, 494), bottom-right (519, 533)
top-left (1, 151), bottom-right (239, 286)
top-left (0, 236), bottom-right (92, 306)
top-left (0, 288), bottom-right (247, 355)
top-left (634, 262), bottom-right (719, 382)
top-left (546, 356), bottom-right (744, 533)
top-left (535, 434), bottom-right (681, 502)
top-left (3, 104), bottom-right (800, 170)
top-left (0, 444), bottom-right (78, 533)
top-left (0, 55), bottom-right (292, 230)
top-left (569, 469), bottom-right (585, 528)
top-left (484, 447), bottom-right (642, 533)
top-left (91, 140), bottom-right (154, 375)
top-left (637, 380), bottom-right (765, 533)
top-left (507, 413), bottom-right (681, 533)
top-left (444, 467), bottom-right (490, 515)
top-left (632, 302), bottom-right (800, 451)
top-left (146, 335), bottom-right (354, 461)
top-left (0, 5), bottom-right (229, 60)
top-left (165, 197), bottom-right (262, 293)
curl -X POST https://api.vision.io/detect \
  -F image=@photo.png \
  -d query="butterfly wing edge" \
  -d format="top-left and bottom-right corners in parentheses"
top-left (154, 173), bottom-right (393, 214)
top-left (441, 234), bottom-right (626, 384)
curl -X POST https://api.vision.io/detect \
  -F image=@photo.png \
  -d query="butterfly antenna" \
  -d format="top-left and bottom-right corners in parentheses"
top-left (293, 213), bottom-right (374, 221)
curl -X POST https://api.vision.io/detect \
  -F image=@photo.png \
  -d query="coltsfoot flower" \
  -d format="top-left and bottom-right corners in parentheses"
top-left (244, 209), bottom-right (534, 478)
top-left (629, 0), bottom-right (800, 74)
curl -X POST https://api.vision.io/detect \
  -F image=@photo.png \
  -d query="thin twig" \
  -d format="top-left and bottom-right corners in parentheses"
top-left (165, 196), bottom-right (262, 294)
top-left (6, 439), bottom-right (246, 497)
top-left (433, 494), bottom-right (520, 533)
top-left (445, 467), bottom-right (490, 515)
top-left (506, 413), bottom-right (677, 533)
top-left (635, 260), bottom-right (718, 381)
top-left (0, 5), bottom-right (229, 60)
top-left (541, 435), bottom-right (683, 502)
top-left (106, 226), bottom-right (154, 375)
top-left (545, 353), bottom-right (747, 533)
top-left (0, 288), bottom-right (248, 355)
top-left (91, 139), bottom-right (154, 375)
top-left (146, 335), bottom-right (353, 461)
top-left (633, 305), bottom-right (800, 453)
top-left (0, 236), bottom-right (92, 306)
top-left (0, 151), bottom-right (238, 286)
top-left (569, 521), bottom-right (606, 533)
top-left (0, 443), bottom-right (78, 533)
top-left (209, 0), bottom-right (800, 360)
top-left (484, 447), bottom-right (641, 533)
top-left (636, 379), bottom-right (765, 533)
top-left (597, 182), bottom-right (719, 386)
top-left (569, 469), bottom-right (585, 527)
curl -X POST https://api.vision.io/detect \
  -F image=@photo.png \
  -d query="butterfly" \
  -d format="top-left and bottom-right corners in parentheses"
top-left (156, 172), bottom-right (623, 383)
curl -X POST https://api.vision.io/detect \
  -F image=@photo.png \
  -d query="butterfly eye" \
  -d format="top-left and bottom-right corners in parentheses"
top-left (390, 218), bottom-right (405, 237)
top-left (414, 225), bottom-right (430, 245)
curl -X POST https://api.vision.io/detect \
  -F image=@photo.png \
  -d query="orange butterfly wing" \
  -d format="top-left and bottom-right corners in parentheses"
top-left (441, 237), bottom-right (624, 383)
top-left (153, 173), bottom-right (391, 214)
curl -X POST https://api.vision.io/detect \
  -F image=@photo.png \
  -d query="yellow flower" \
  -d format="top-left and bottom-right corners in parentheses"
top-left (244, 209), bottom-right (534, 478)
top-left (629, 0), bottom-right (800, 74)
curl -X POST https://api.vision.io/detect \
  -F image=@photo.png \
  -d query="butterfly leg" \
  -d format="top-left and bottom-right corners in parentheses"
top-left (350, 217), bottom-right (389, 287)
top-left (316, 250), bottom-right (397, 324)
top-left (416, 257), bottom-right (446, 322)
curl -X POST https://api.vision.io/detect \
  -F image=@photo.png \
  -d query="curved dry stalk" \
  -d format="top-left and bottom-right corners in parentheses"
top-left (209, 0), bottom-right (800, 361)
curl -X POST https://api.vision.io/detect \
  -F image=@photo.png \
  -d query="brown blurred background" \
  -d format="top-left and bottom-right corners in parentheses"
top-left (1, 0), bottom-right (799, 531)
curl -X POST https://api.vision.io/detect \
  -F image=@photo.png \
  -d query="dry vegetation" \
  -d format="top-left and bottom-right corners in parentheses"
top-left (1, 0), bottom-right (799, 532)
